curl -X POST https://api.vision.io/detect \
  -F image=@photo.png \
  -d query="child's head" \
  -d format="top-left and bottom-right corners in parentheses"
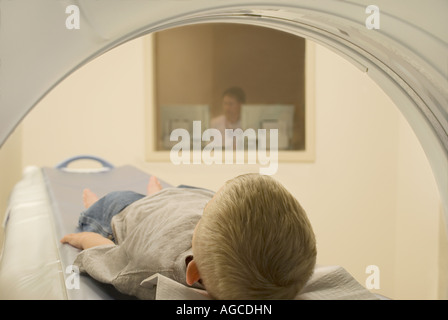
top-left (190, 173), bottom-right (317, 299)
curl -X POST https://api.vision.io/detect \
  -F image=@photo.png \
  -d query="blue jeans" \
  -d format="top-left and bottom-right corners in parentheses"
top-left (78, 191), bottom-right (145, 241)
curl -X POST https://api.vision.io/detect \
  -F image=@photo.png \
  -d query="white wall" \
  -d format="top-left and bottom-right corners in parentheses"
top-left (18, 35), bottom-right (443, 299)
top-left (22, 38), bottom-right (147, 167)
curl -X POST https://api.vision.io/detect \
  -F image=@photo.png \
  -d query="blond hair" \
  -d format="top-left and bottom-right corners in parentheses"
top-left (193, 173), bottom-right (316, 299)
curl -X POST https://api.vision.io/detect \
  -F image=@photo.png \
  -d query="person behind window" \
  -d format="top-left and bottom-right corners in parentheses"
top-left (210, 87), bottom-right (246, 148)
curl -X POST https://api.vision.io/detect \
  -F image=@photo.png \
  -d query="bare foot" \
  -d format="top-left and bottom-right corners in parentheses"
top-left (83, 188), bottom-right (99, 209)
top-left (147, 176), bottom-right (163, 195)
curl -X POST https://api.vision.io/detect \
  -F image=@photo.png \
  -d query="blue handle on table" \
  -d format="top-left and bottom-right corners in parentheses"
top-left (55, 155), bottom-right (114, 170)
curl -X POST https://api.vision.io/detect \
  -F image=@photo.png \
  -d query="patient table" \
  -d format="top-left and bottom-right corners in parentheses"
top-left (0, 156), bottom-right (379, 300)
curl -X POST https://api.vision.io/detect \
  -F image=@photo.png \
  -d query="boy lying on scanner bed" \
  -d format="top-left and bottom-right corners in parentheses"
top-left (61, 174), bottom-right (317, 300)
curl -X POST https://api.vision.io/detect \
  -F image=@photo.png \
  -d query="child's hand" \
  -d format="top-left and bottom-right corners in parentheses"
top-left (60, 232), bottom-right (114, 250)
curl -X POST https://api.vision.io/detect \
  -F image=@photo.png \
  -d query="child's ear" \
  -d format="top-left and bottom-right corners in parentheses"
top-left (186, 259), bottom-right (201, 286)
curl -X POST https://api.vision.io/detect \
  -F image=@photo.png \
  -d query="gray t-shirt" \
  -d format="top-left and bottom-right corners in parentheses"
top-left (74, 187), bottom-right (214, 299)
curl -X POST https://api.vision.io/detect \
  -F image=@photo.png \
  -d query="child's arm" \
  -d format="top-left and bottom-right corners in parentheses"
top-left (60, 232), bottom-right (114, 250)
